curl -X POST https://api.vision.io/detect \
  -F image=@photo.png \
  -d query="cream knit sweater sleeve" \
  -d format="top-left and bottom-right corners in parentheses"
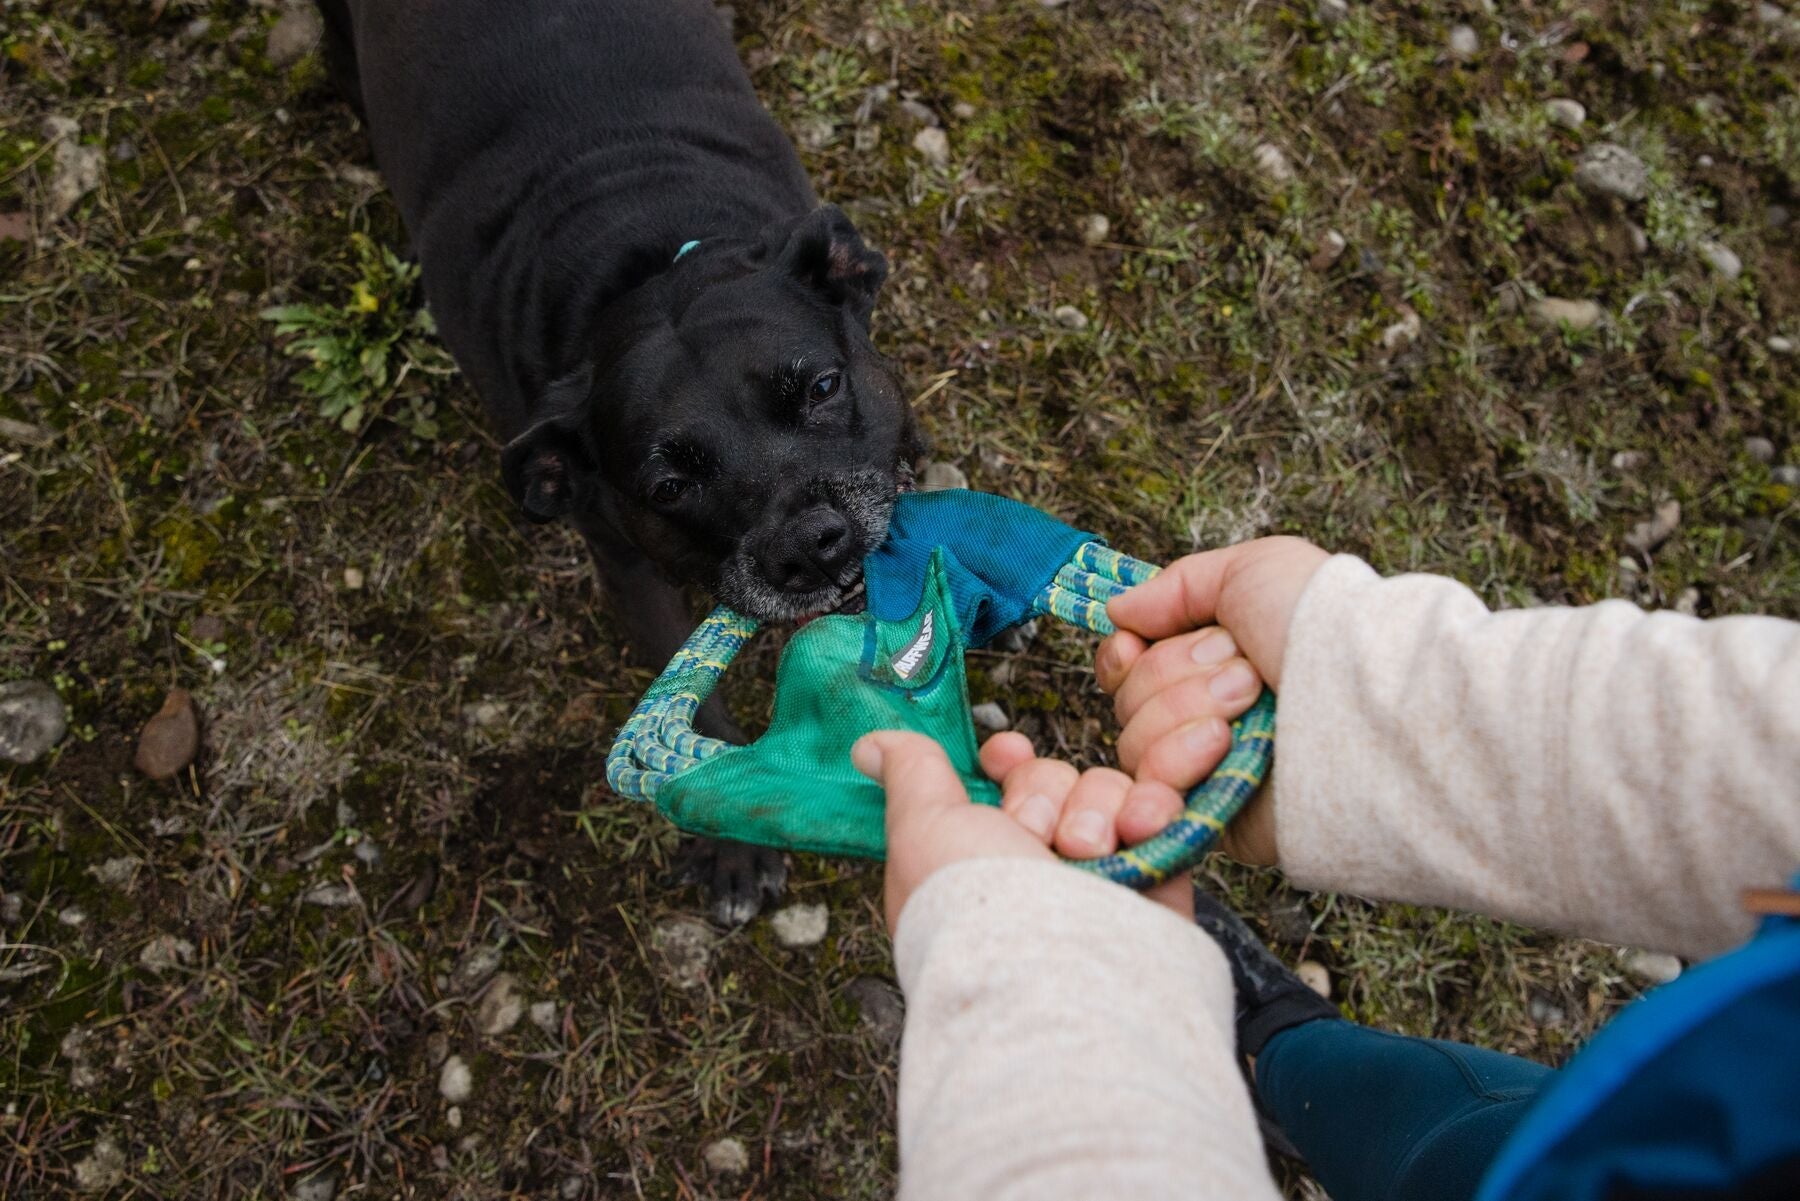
top-left (1273, 556), bottom-right (1800, 960)
top-left (894, 858), bottom-right (1282, 1201)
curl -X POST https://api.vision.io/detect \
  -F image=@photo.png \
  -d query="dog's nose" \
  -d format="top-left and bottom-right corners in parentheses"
top-left (763, 507), bottom-right (855, 592)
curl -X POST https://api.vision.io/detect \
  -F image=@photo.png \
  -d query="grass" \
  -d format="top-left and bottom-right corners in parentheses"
top-left (2, 1), bottom-right (1796, 1197)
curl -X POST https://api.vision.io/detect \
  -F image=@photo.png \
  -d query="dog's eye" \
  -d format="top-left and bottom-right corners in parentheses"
top-left (808, 371), bottom-right (843, 404)
top-left (650, 478), bottom-right (689, 505)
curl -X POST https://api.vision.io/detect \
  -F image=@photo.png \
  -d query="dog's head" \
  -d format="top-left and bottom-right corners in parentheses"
top-left (501, 205), bottom-right (923, 621)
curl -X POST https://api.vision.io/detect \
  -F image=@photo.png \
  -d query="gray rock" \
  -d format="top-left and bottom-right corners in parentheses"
top-left (1673, 586), bottom-right (1701, 617)
top-left (1528, 995), bottom-right (1567, 1026)
top-left (704, 1137), bottom-right (750, 1176)
top-left (652, 917), bottom-right (716, 989)
top-left (970, 702), bottom-right (1010, 733)
top-left (0, 680), bottom-right (68, 765)
top-left (1574, 143), bottom-right (1649, 202)
top-left (919, 460), bottom-right (969, 492)
top-left (911, 126), bottom-right (950, 168)
top-left (897, 99), bottom-right (938, 127)
top-left (529, 1000), bottom-right (560, 1035)
top-left (797, 117), bottom-right (835, 152)
top-left (44, 116), bottom-right (103, 221)
top-left (1079, 213), bottom-right (1111, 246)
top-left (267, 4), bottom-right (324, 67)
top-left (58, 906), bottom-right (88, 928)
top-left (770, 902), bottom-right (829, 949)
top-left (451, 944), bottom-right (504, 992)
top-left (1611, 449), bottom-right (1647, 473)
top-left (1544, 98), bottom-right (1586, 129)
top-left (1745, 436), bottom-right (1776, 464)
top-left (1266, 899), bottom-right (1313, 946)
top-left (952, 100), bottom-right (977, 120)
top-left (1317, 0), bottom-right (1350, 27)
top-left (1697, 239), bottom-right (1742, 281)
top-left (438, 1054), bottom-right (473, 1103)
top-left (74, 1135), bottom-right (127, 1193)
top-left (1053, 304), bottom-right (1090, 331)
top-left (1252, 142), bottom-right (1295, 185)
top-left (1296, 960), bottom-right (1331, 999)
top-left (1447, 24), bottom-right (1479, 60)
top-left (476, 972), bottom-right (525, 1036)
top-left (1380, 305), bottom-right (1422, 350)
top-left (292, 1171), bottom-right (338, 1201)
top-left (1309, 228), bottom-right (1348, 270)
top-left (844, 976), bottom-right (905, 1044)
top-left (1626, 949), bottom-right (1682, 986)
top-left (1773, 465), bottom-right (1800, 488)
top-left (1627, 222), bottom-right (1650, 255)
top-left (302, 882), bottom-right (359, 908)
top-left (1768, 335), bottom-right (1796, 355)
top-left (87, 856), bottom-right (142, 890)
top-left (182, 16), bottom-right (213, 41)
top-left (1625, 500), bottom-right (1681, 555)
top-left (1530, 297), bottom-right (1603, 331)
top-left (461, 699), bottom-right (506, 728)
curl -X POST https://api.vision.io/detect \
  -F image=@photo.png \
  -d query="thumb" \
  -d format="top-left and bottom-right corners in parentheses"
top-left (853, 731), bottom-right (971, 841)
top-left (1107, 547), bottom-right (1233, 640)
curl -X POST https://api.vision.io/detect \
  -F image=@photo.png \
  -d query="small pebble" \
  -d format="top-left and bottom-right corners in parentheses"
top-left (1673, 586), bottom-right (1701, 616)
top-left (58, 906), bottom-right (88, 928)
top-left (343, 566), bottom-right (364, 590)
top-left (652, 917), bottom-right (716, 989)
top-left (1544, 98), bottom-right (1586, 129)
top-left (911, 126), bottom-right (950, 168)
top-left (952, 100), bottom-right (977, 120)
top-left (1309, 229), bottom-right (1348, 270)
top-left (266, 5), bottom-right (324, 68)
top-left (1528, 995), bottom-right (1567, 1026)
top-left (844, 976), bottom-right (905, 1044)
top-left (73, 1135), bottom-right (127, 1193)
top-left (1252, 142), bottom-right (1295, 185)
top-left (1768, 336), bottom-right (1795, 355)
top-left (476, 973), bottom-right (525, 1036)
top-left (704, 1137), bottom-right (750, 1177)
top-left (770, 902), bottom-right (829, 949)
top-left (1624, 500), bottom-right (1681, 555)
top-left (445, 1106), bottom-right (462, 1131)
top-left (1053, 304), bottom-right (1090, 331)
top-left (451, 944), bottom-right (504, 992)
top-left (438, 1054), bottom-right (474, 1103)
top-left (897, 99), bottom-right (938, 127)
top-left (919, 461), bottom-right (969, 492)
top-left (1773, 465), bottom-right (1800, 488)
top-left (44, 115), bottom-right (103, 221)
top-left (797, 117), bottom-right (834, 152)
top-left (1380, 305), bottom-right (1422, 350)
top-left (291, 1170), bottom-right (339, 1201)
top-left (529, 1001), bottom-right (560, 1035)
top-left (1768, 204), bottom-right (1792, 230)
top-left (1627, 223), bottom-right (1650, 255)
top-left (1610, 449), bottom-right (1647, 473)
top-left (87, 857), bottom-right (142, 890)
top-left (971, 702), bottom-right (1010, 733)
top-left (302, 883), bottom-right (359, 908)
top-left (134, 687), bottom-right (200, 780)
top-left (1079, 213), bottom-right (1111, 246)
top-left (1296, 960), bottom-right (1331, 999)
top-left (1447, 24), bottom-right (1479, 60)
top-left (1317, 0), bottom-right (1349, 27)
top-left (1745, 436), bottom-right (1776, 464)
top-left (1626, 949), bottom-right (1682, 986)
top-left (1697, 240), bottom-right (1742, 281)
top-left (1574, 143), bottom-right (1649, 202)
top-left (461, 700), bottom-right (506, 728)
top-left (0, 680), bottom-right (68, 765)
top-left (1530, 297), bottom-right (1602, 331)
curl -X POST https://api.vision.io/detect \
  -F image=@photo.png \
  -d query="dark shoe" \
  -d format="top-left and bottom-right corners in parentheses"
top-left (1191, 886), bottom-right (1340, 1161)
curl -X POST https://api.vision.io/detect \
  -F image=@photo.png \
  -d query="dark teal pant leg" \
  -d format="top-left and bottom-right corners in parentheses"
top-left (1254, 1019), bottom-right (1554, 1201)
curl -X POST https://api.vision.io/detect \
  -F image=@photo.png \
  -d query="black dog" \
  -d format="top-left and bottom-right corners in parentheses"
top-left (315, 0), bottom-right (923, 923)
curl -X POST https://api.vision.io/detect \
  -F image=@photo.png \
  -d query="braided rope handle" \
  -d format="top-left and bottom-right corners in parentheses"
top-left (604, 542), bottom-right (1275, 890)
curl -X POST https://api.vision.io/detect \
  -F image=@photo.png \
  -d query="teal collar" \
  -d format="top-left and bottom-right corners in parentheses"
top-left (674, 239), bottom-right (701, 262)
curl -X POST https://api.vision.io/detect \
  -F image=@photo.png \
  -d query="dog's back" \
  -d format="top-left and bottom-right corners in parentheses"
top-left (319, 0), bottom-right (815, 435)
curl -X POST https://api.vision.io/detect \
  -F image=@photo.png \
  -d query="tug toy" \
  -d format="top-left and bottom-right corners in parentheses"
top-left (606, 489), bottom-right (1274, 890)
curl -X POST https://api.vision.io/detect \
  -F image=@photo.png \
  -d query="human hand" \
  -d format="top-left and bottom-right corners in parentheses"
top-left (1094, 537), bottom-right (1329, 865)
top-left (852, 731), bottom-right (1203, 932)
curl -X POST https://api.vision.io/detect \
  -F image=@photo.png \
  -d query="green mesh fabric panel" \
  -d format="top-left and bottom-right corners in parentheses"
top-left (653, 551), bottom-right (998, 858)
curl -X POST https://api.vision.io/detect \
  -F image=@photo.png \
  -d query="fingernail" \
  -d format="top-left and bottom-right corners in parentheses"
top-left (1069, 810), bottom-right (1107, 851)
top-left (1018, 793), bottom-right (1057, 839)
top-left (1208, 662), bottom-right (1257, 702)
top-left (1191, 630), bottom-right (1236, 666)
top-left (851, 737), bottom-right (883, 780)
top-left (1185, 718), bottom-right (1230, 755)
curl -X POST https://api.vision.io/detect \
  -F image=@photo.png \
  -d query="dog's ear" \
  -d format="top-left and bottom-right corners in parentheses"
top-left (776, 204), bottom-right (888, 324)
top-left (500, 365), bottom-right (598, 523)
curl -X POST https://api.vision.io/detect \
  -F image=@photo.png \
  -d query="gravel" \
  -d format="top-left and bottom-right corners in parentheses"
top-left (919, 460), bottom-right (969, 492)
top-left (0, 680), bottom-right (68, 765)
top-left (451, 944), bottom-right (504, 992)
top-left (1252, 141), bottom-right (1295, 185)
top-left (704, 1137), bottom-right (750, 1176)
top-left (652, 917), bottom-right (716, 989)
top-left (476, 973), bottom-right (525, 1036)
top-left (1447, 24), bottom-right (1479, 60)
top-left (1574, 143), bottom-right (1650, 202)
top-left (1624, 500), bottom-right (1681, 554)
top-left (770, 902), bottom-right (829, 949)
top-left (1530, 297), bottom-right (1603, 331)
top-left (1080, 213), bottom-right (1111, 246)
top-left (438, 1055), bottom-right (474, 1103)
top-left (266, 5), bottom-right (324, 68)
top-left (1697, 239), bottom-right (1742, 281)
top-left (1744, 436), bottom-right (1776, 464)
top-left (1625, 949), bottom-right (1682, 986)
top-left (1296, 960), bottom-right (1331, 998)
top-left (911, 126), bottom-right (949, 168)
top-left (1053, 304), bottom-right (1090, 331)
top-left (1544, 98), bottom-right (1586, 129)
top-left (970, 702), bottom-right (1010, 733)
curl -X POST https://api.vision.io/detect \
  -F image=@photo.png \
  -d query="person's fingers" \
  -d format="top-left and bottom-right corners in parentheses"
top-left (1054, 766), bottom-right (1135, 858)
top-left (1116, 660), bottom-right (1260, 772)
top-left (977, 731), bottom-right (1037, 783)
top-left (1110, 626), bottom-right (1239, 725)
top-left (996, 756), bottom-right (1082, 843)
top-left (1115, 777), bottom-right (1187, 846)
top-left (1094, 630), bottom-right (1149, 695)
top-left (1107, 547), bottom-right (1237, 640)
top-left (854, 731), bottom-right (970, 842)
top-left (1133, 717), bottom-right (1234, 794)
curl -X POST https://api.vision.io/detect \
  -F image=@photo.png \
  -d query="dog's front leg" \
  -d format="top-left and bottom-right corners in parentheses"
top-left (574, 515), bottom-right (788, 926)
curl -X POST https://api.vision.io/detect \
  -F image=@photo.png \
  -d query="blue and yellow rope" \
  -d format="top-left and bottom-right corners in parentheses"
top-left (607, 541), bottom-right (1275, 891)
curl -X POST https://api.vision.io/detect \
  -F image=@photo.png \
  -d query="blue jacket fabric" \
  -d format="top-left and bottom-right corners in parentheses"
top-left (1478, 876), bottom-right (1800, 1200)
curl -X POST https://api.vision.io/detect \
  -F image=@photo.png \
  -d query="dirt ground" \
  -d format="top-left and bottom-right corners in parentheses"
top-left (2, 1), bottom-right (1796, 1197)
